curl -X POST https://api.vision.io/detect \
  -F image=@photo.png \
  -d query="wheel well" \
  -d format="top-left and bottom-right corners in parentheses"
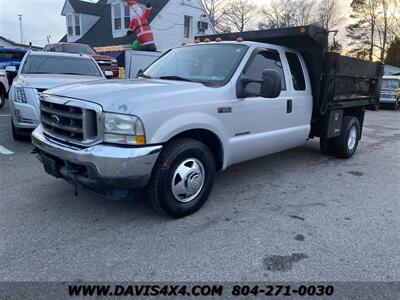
top-left (168, 129), bottom-right (224, 171)
top-left (343, 107), bottom-right (365, 138)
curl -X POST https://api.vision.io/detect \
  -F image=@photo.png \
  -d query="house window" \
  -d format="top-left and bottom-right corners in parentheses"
top-left (184, 16), bottom-right (192, 39)
top-left (67, 14), bottom-right (81, 36)
top-left (113, 3), bottom-right (122, 30)
top-left (74, 15), bottom-right (81, 36)
top-left (124, 5), bottom-right (131, 29)
top-left (67, 15), bottom-right (74, 36)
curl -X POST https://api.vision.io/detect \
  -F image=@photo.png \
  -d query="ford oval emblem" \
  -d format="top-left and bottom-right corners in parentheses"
top-left (50, 115), bottom-right (61, 124)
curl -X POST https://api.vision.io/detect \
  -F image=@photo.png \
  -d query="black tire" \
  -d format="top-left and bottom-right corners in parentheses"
top-left (0, 93), bottom-right (5, 110)
top-left (11, 119), bottom-right (26, 141)
top-left (147, 138), bottom-right (216, 218)
top-left (337, 116), bottom-right (360, 159)
top-left (394, 100), bottom-right (399, 111)
top-left (320, 137), bottom-right (338, 155)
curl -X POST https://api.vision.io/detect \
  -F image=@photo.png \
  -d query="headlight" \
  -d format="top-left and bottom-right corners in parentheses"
top-left (14, 86), bottom-right (27, 103)
top-left (103, 113), bottom-right (145, 145)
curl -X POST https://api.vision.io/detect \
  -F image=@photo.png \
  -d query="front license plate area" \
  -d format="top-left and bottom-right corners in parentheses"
top-left (42, 156), bottom-right (61, 178)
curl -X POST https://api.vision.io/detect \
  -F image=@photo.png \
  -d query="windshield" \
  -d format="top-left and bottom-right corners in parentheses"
top-left (21, 55), bottom-right (103, 77)
top-left (382, 79), bottom-right (400, 89)
top-left (63, 44), bottom-right (96, 55)
top-left (143, 44), bottom-right (248, 85)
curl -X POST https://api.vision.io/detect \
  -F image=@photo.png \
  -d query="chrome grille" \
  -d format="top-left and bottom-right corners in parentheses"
top-left (96, 60), bottom-right (112, 67)
top-left (40, 100), bottom-right (98, 144)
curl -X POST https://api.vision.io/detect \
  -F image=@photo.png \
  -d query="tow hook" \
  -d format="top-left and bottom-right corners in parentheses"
top-left (68, 168), bottom-right (80, 197)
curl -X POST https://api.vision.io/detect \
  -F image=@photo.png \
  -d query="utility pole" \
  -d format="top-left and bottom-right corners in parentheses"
top-left (17, 14), bottom-right (24, 44)
top-left (47, 35), bottom-right (51, 44)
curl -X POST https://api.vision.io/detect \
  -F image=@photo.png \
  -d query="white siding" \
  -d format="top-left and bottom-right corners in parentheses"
top-left (67, 14), bottom-right (99, 43)
top-left (150, 0), bottom-right (215, 51)
top-left (62, 0), bottom-right (74, 16)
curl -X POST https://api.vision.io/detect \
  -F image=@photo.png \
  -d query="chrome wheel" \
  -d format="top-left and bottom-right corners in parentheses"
top-left (171, 158), bottom-right (205, 203)
top-left (348, 126), bottom-right (357, 151)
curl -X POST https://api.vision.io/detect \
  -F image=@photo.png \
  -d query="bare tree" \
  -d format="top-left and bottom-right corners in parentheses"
top-left (259, 0), bottom-right (322, 29)
top-left (223, 0), bottom-right (258, 32)
top-left (202, 0), bottom-right (226, 31)
top-left (315, 0), bottom-right (343, 30)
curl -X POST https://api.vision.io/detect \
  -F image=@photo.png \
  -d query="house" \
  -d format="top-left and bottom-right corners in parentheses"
top-left (0, 36), bottom-right (41, 51)
top-left (60, 0), bottom-right (215, 51)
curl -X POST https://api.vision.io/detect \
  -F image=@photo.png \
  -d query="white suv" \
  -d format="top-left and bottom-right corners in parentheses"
top-left (9, 51), bottom-right (109, 140)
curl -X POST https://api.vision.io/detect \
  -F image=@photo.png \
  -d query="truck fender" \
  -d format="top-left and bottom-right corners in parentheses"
top-left (150, 112), bottom-right (231, 169)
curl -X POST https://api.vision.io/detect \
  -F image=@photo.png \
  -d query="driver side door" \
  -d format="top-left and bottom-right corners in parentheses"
top-left (230, 48), bottom-right (303, 165)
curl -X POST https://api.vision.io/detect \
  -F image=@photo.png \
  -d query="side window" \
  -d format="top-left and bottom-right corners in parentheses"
top-left (244, 49), bottom-right (286, 96)
top-left (286, 52), bottom-right (306, 91)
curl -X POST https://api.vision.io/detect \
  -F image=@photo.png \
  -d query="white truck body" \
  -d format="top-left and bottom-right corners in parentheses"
top-left (32, 28), bottom-right (381, 217)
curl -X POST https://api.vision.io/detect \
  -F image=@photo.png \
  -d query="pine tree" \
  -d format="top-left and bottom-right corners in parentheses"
top-left (385, 38), bottom-right (400, 68)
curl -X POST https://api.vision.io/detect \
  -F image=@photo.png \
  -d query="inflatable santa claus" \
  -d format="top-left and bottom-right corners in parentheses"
top-left (124, 0), bottom-right (157, 52)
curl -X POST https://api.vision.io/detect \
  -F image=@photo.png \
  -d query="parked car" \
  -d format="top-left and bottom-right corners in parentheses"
top-left (379, 76), bottom-right (400, 110)
top-left (0, 48), bottom-right (27, 70)
top-left (9, 51), bottom-right (109, 140)
top-left (44, 43), bottom-right (119, 78)
top-left (32, 26), bottom-right (383, 218)
top-left (0, 69), bottom-right (10, 109)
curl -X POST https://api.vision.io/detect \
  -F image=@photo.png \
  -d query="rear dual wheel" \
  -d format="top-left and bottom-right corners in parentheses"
top-left (320, 116), bottom-right (360, 159)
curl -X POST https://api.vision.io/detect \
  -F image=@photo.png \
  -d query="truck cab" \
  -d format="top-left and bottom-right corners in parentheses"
top-left (32, 26), bottom-right (383, 218)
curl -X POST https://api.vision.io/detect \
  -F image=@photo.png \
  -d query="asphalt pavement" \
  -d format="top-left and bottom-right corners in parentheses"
top-left (0, 100), bottom-right (399, 282)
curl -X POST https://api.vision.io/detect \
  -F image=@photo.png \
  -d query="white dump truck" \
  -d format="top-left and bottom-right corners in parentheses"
top-left (32, 26), bottom-right (383, 218)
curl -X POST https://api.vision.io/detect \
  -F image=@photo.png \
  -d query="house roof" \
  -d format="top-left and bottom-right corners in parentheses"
top-left (61, 0), bottom-right (170, 47)
top-left (67, 0), bottom-right (108, 16)
top-left (0, 35), bottom-right (42, 50)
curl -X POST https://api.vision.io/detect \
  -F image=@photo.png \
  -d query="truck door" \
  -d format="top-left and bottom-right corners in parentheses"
top-left (231, 48), bottom-right (310, 164)
top-left (284, 51), bottom-right (313, 139)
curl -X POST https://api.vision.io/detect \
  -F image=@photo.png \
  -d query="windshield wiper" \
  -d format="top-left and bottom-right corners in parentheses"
top-left (138, 73), bottom-right (153, 79)
top-left (60, 72), bottom-right (88, 76)
top-left (158, 75), bottom-right (195, 82)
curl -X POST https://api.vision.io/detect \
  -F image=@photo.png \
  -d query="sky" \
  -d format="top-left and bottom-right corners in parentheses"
top-left (0, 0), bottom-right (352, 47)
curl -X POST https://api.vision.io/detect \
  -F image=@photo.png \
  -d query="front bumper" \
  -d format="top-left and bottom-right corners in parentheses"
top-left (32, 126), bottom-right (162, 199)
top-left (379, 98), bottom-right (397, 104)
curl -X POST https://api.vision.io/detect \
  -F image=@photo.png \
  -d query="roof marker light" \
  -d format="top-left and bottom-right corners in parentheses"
top-left (216, 37), bottom-right (222, 42)
top-left (204, 38), bottom-right (211, 43)
top-left (236, 37), bottom-right (244, 42)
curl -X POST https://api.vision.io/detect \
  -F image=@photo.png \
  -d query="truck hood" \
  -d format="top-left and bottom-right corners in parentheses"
top-left (45, 79), bottom-right (210, 112)
top-left (16, 74), bottom-right (104, 90)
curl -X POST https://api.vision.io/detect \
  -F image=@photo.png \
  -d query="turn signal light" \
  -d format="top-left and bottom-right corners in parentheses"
top-left (135, 136), bottom-right (146, 145)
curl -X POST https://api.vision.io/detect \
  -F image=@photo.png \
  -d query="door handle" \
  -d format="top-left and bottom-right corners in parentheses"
top-left (287, 99), bottom-right (293, 114)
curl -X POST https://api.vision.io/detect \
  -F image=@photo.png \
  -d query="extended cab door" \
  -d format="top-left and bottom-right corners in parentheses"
top-left (230, 48), bottom-right (311, 165)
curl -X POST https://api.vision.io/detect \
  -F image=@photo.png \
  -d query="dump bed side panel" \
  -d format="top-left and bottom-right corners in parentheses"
top-left (319, 53), bottom-right (384, 114)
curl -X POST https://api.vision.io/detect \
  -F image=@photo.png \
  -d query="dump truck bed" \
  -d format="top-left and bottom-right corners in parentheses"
top-left (199, 25), bottom-right (383, 114)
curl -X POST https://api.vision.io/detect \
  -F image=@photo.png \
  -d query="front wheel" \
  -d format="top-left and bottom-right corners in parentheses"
top-left (337, 116), bottom-right (361, 159)
top-left (147, 138), bottom-right (216, 218)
